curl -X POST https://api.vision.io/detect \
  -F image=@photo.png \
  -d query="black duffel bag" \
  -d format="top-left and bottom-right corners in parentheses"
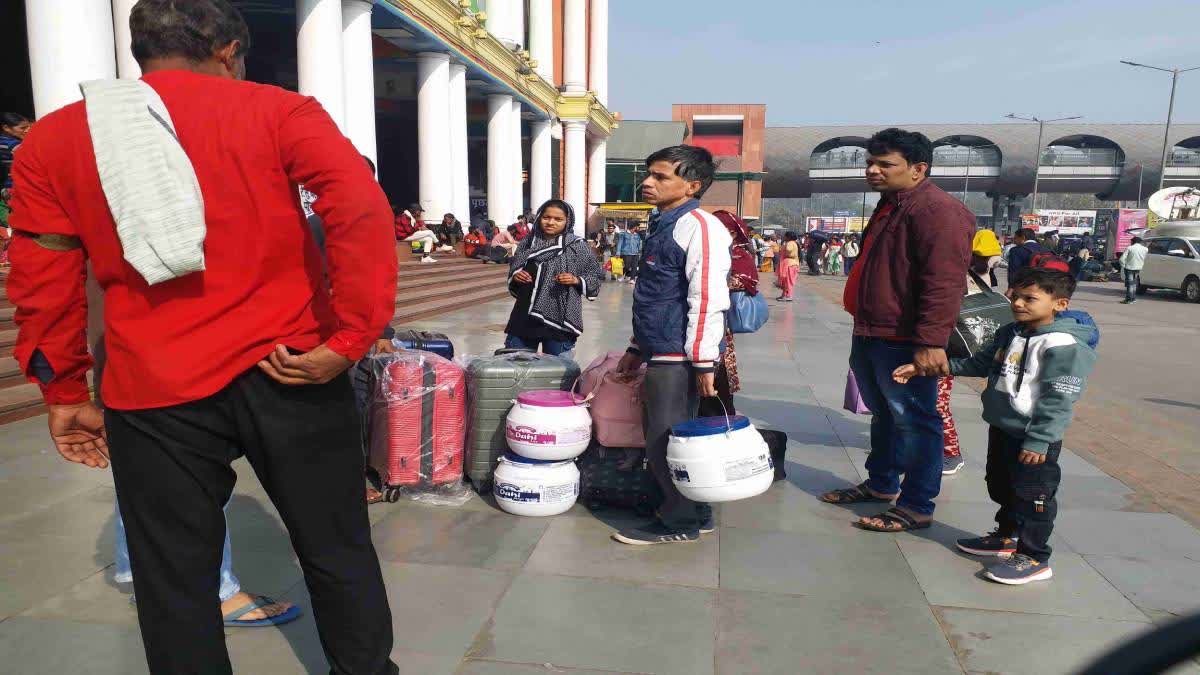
top-left (947, 271), bottom-right (1012, 359)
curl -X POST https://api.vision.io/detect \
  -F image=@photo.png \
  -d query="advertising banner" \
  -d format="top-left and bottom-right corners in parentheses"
top-left (807, 216), bottom-right (869, 233)
top-left (1034, 209), bottom-right (1097, 235)
top-left (1114, 209), bottom-right (1148, 254)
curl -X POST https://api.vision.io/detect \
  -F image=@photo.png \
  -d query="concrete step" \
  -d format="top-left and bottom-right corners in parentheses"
top-left (397, 274), bottom-right (510, 305)
top-left (0, 358), bottom-right (21, 387)
top-left (0, 305), bottom-right (12, 330)
top-left (391, 285), bottom-right (510, 326)
top-left (397, 264), bottom-right (507, 292)
top-left (0, 328), bottom-right (14, 358)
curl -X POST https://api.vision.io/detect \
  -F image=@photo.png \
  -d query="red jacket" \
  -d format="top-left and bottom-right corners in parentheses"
top-left (852, 179), bottom-right (974, 347)
top-left (394, 211), bottom-right (420, 239)
top-left (6, 70), bottom-right (397, 409)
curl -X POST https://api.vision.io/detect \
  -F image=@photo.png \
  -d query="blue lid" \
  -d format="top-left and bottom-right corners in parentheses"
top-left (501, 450), bottom-right (574, 466)
top-left (671, 415), bottom-right (751, 438)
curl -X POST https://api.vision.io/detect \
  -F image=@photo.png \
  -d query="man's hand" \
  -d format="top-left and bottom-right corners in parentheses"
top-left (48, 402), bottom-right (109, 469)
top-left (513, 269), bottom-right (534, 284)
top-left (912, 346), bottom-right (950, 377)
top-left (373, 338), bottom-right (398, 355)
top-left (258, 344), bottom-right (353, 386)
top-left (892, 364), bottom-right (918, 384)
top-left (612, 351), bottom-right (643, 380)
top-left (1018, 450), bottom-right (1047, 465)
top-left (697, 371), bottom-right (717, 398)
top-left (556, 273), bottom-right (579, 286)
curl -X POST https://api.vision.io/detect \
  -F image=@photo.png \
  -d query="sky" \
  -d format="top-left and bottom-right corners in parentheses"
top-left (608, 0), bottom-right (1200, 126)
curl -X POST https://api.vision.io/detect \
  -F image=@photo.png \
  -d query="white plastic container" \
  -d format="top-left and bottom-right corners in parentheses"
top-left (505, 390), bottom-right (591, 460)
top-left (666, 415), bottom-right (773, 503)
top-left (493, 452), bottom-right (580, 517)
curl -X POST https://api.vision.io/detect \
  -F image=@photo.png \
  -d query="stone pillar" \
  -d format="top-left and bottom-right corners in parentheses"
top-left (588, 0), bottom-right (608, 105)
top-left (112, 0), bottom-right (141, 79)
top-left (510, 99), bottom-right (525, 219)
top-left (487, 94), bottom-right (513, 225)
top-left (528, 0), bottom-right (554, 81)
top-left (488, 0), bottom-right (522, 50)
top-left (562, 0), bottom-right (587, 94)
top-left (25, 0), bottom-right (116, 118)
top-left (449, 63), bottom-right (470, 230)
top-left (563, 120), bottom-right (587, 235)
top-left (587, 137), bottom-right (607, 217)
top-left (296, 0), bottom-right (346, 130)
top-left (416, 52), bottom-right (452, 224)
top-left (529, 119), bottom-right (552, 212)
top-left (341, 0), bottom-right (377, 164)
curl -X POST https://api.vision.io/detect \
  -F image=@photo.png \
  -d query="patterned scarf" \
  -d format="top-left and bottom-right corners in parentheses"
top-left (508, 200), bottom-right (604, 335)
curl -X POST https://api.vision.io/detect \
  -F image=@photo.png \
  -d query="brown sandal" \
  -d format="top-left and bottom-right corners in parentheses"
top-left (855, 507), bottom-right (931, 532)
top-left (819, 482), bottom-right (898, 505)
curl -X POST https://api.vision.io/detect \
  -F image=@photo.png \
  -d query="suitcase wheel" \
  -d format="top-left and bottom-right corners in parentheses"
top-left (385, 487), bottom-right (402, 503)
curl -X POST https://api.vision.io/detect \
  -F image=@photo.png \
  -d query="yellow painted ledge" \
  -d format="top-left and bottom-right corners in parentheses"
top-left (557, 91), bottom-right (619, 137)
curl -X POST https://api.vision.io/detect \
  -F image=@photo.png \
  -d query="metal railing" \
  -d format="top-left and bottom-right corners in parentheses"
top-left (1039, 147), bottom-right (1122, 167)
top-left (932, 147), bottom-right (1002, 167)
top-left (809, 151), bottom-right (867, 169)
top-left (1167, 150), bottom-right (1200, 167)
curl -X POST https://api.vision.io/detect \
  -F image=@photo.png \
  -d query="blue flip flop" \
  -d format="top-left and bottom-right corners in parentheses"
top-left (222, 595), bottom-right (302, 627)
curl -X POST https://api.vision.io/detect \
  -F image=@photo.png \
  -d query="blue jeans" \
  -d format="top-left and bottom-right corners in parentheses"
top-left (1123, 269), bottom-right (1140, 301)
top-left (114, 499), bottom-right (241, 603)
top-left (849, 336), bottom-right (944, 516)
top-left (504, 333), bottom-right (577, 358)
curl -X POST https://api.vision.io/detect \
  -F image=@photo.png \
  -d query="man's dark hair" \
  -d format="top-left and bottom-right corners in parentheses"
top-left (1, 112), bottom-right (30, 129)
top-left (1011, 267), bottom-right (1076, 299)
top-left (507, 225), bottom-right (518, 234)
top-left (1131, 236), bottom-right (1143, 244)
top-left (645, 145), bottom-right (715, 198)
top-left (866, 128), bottom-right (933, 169)
top-left (408, 203), bottom-right (423, 213)
top-left (130, 0), bottom-right (251, 65)
top-left (1015, 228), bottom-right (1037, 241)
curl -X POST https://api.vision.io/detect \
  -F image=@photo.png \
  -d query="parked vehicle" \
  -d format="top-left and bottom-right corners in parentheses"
top-left (1136, 223), bottom-right (1200, 303)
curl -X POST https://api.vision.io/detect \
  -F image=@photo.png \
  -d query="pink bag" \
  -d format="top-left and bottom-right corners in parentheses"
top-left (580, 351), bottom-right (646, 448)
top-left (843, 370), bottom-right (871, 415)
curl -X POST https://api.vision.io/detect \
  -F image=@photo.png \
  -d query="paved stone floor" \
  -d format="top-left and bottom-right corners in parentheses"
top-left (2, 280), bottom-right (1199, 674)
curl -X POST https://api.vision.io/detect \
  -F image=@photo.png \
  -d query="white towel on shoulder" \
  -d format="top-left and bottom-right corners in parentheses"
top-left (81, 79), bottom-right (206, 285)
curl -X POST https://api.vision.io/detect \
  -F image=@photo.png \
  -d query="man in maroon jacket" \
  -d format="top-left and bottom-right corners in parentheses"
top-left (820, 128), bottom-right (974, 532)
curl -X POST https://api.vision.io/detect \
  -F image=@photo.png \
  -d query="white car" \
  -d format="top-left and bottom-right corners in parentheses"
top-left (1138, 234), bottom-right (1200, 303)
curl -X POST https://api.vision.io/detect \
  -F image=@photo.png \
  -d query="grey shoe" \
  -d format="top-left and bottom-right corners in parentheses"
top-left (984, 553), bottom-right (1053, 585)
top-left (942, 455), bottom-right (965, 475)
top-left (612, 522), bottom-right (700, 545)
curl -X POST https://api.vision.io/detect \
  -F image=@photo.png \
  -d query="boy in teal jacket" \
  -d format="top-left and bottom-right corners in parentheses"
top-left (895, 268), bottom-right (1097, 585)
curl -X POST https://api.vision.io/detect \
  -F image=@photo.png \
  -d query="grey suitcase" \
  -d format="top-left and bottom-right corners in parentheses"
top-left (464, 351), bottom-right (580, 492)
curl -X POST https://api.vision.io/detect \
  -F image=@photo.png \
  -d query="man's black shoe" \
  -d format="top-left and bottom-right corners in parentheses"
top-left (612, 522), bottom-right (700, 546)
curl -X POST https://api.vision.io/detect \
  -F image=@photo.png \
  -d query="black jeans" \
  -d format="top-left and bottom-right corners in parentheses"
top-left (621, 254), bottom-right (641, 279)
top-left (106, 367), bottom-right (397, 675)
top-left (985, 426), bottom-right (1062, 563)
top-left (806, 251), bottom-right (821, 275)
top-left (643, 362), bottom-right (710, 529)
top-left (843, 256), bottom-right (857, 276)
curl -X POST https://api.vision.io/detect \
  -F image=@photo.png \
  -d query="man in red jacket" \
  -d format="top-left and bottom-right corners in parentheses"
top-left (820, 128), bottom-right (973, 533)
top-left (6, 2), bottom-right (398, 673)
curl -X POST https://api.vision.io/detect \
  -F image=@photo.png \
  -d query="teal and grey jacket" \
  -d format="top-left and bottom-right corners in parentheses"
top-left (950, 315), bottom-right (1097, 454)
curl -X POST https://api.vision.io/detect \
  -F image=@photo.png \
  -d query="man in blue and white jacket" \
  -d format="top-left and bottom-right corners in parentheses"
top-left (613, 145), bottom-right (732, 545)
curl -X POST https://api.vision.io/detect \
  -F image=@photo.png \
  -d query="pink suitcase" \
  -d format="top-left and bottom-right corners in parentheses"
top-left (368, 353), bottom-right (466, 496)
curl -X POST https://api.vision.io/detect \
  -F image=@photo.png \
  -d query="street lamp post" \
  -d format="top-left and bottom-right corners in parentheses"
top-left (1005, 113), bottom-right (1082, 212)
top-left (1121, 61), bottom-right (1200, 193)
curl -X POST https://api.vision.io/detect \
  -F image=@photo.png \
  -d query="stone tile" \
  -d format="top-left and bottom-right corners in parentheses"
top-left (893, 499), bottom-right (1075, 555)
top-left (719, 526), bottom-right (930, 607)
top-left (897, 538), bottom-right (1146, 621)
top-left (225, 583), bottom-right (331, 673)
top-left (936, 607), bottom-right (1200, 675)
top-left (457, 660), bottom-right (618, 674)
top-left (380, 562), bottom-right (514, 657)
top-left (524, 516), bottom-right (719, 588)
top-left (0, 484), bottom-right (117, 540)
top-left (0, 616), bottom-right (149, 674)
top-left (1056, 510), bottom-right (1200, 560)
top-left (19, 569), bottom-right (138, 626)
top-left (0, 452), bottom-right (114, 525)
top-left (0, 531), bottom-right (114, 619)
top-left (371, 508), bottom-right (549, 571)
top-left (720, 471), bottom-right (892, 537)
top-left (1085, 555), bottom-right (1200, 615)
top-left (717, 589), bottom-right (960, 675)
top-left (470, 573), bottom-right (715, 675)
top-left (0, 415), bottom-right (55, 464)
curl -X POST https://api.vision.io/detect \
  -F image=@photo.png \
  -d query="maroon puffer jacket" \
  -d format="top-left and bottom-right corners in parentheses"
top-left (854, 179), bottom-right (974, 347)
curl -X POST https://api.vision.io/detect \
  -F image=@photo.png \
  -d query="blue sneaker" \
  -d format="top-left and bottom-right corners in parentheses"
top-left (984, 554), bottom-right (1053, 585)
top-left (612, 522), bottom-right (699, 546)
top-left (956, 529), bottom-right (1018, 557)
top-left (699, 516), bottom-right (716, 535)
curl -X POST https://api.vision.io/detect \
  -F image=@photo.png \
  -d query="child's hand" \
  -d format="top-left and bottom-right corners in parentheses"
top-left (513, 270), bottom-right (533, 284)
top-left (892, 364), bottom-right (918, 384)
top-left (1018, 450), bottom-right (1046, 465)
top-left (556, 273), bottom-right (579, 286)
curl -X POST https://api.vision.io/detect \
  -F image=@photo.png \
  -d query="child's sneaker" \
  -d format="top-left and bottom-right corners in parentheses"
top-left (984, 554), bottom-right (1053, 585)
top-left (942, 455), bottom-right (965, 475)
top-left (956, 529), bottom-right (1018, 557)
